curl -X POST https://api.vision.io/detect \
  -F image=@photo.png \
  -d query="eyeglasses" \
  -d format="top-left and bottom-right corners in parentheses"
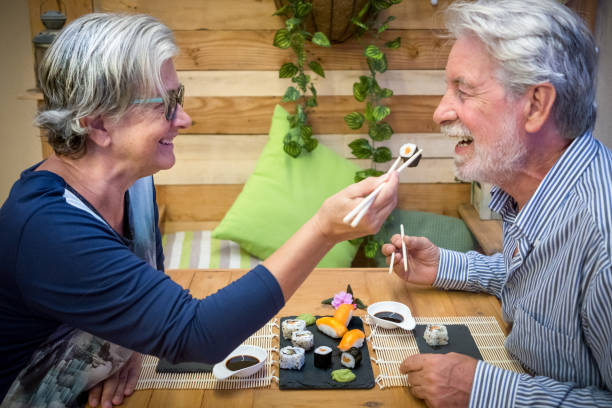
top-left (132, 84), bottom-right (184, 121)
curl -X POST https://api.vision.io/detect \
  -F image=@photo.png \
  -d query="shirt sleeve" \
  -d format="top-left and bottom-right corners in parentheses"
top-left (16, 205), bottom-right (285, 364)
top-left (469, 267), bottom-right (612, 407)
top-left (434, 249), bottom-right (507, 298)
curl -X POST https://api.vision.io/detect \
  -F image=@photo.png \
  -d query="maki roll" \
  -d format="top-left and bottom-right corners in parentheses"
top-left (340, 347), bottom-right (362, 369)
top-left (313, 345), bottom-right (333, 369)
top-left (337, 329), bottom-right (365, 351)
top-left (282, 319), bottom-right (306, 340)
top-left (279, 346), bottom-right (305, 370)
top-left (424, 324), bottom-right (449, 346)
top-left (291, 330), bottom-right (314, 351)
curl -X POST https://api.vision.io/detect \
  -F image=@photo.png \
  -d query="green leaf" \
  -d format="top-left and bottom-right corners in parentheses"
top-left (364, 45), bottom-right (384, 60)
top-left (354, 298), bottom-right (367, 310)
top-left (369, 122), bottom-right (393, 141)
top-left (364, 102), bottom-right (375, 123)
top-left (344, 112), bottom-right (365, 130)
top-left (346, 284), bottom-right (353, 296)
top-left (348, 138), bottom-right (373, 159)
top-left (379, 88), bottom-right (393, 98)
top-left (385, 37), bottom-right (401, 49)
top-left (279, 62), bottom-right (299, 78)
top-left (372, 0), bottom-right (392, 11)
top-left (364, 239), bottom-right (379, 258)
top-left (292, 72), bottom-right (310, 91)
top-left (349, 237), bottom-right (365, 246)
top-left (381, 15), bottom-right (396, 25)
top-left (295, 1), bottom-right (313, 18)
top-left (273, 29), bottom-right (291, 49)
top-left (321, 297), bottom-right (333, 304)
top-left (287, 114), bottom-right (299, 128)
top-left (350, 18), bottom-right (368, 30)
top-left (308, 60), bottom-right (325, 78)
top-left (367, 54), bottom-right (388, 73)
top-left (296, 104), bottom-right (307, 123)
top-left (301, 125), bottom-right (312, 140)
top-left (281, 86), bottom-right (300, 102)
top-left (291, 32), bottom-right (306, 49)
top-left (303, 137), bottom-right (318, 152)
top-left (353, 81), bottom-right (368, 102)
top-left (373, 146), bottom-right (392, 163)
top-left (284, 140), bottom-right (302, 157)
top-left (273, 4), bottom-right (290, 16)
top-left (306, 96), bottom-right (318, 107)
top-left (311, 32), bottom-right (331, 47)
top-left (354, 168), bottom-right (383, 182)
top-left (377, 23), bottom-right (389, 34)
top-left (285, 17), bottom-right (301, 31)
top-left (372, 105), bottom-right (391, 121)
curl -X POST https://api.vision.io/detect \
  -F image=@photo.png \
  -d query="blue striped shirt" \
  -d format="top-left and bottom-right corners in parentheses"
top-left (435, 132), bottom-right (612, 407)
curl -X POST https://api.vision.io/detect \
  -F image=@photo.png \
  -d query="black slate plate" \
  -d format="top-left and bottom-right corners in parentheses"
top-left (413, 324), bottom-right (483, 360)
top-left (156, 358), bottom-right (214, 373)
top-left (279, 316), bottom-right (375, 390)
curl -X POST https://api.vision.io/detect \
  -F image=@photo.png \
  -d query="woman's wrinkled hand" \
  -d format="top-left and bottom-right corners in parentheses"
top-left (88, 352), bottom-right (142, 408)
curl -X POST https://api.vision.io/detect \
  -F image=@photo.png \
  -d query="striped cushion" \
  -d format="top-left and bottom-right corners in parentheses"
top-left (162, 231), bottom-right (261, 269)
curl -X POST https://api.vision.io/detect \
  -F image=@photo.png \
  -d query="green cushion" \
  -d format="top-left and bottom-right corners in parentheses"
top-left (372, 209), bottom-right (477, 267)
top-left (212, 105), bottom-right (361, 267)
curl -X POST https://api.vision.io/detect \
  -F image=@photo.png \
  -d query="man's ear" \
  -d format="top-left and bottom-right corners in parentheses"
top-left (523, 82), bottom-right (556, 133)
top-left (80, 116), bottom-right (110, 147)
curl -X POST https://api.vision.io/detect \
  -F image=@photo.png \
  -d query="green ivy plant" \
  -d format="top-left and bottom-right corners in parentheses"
top-left (273, 0), bottom-right (331, 158)
top-left (345, 0), bottom-right (403, 259)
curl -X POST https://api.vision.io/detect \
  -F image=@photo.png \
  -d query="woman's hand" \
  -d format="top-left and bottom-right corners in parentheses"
top-left (382, 235), bottom-right (440, 286)
top-left (88, 352), bottom-right (142, 408)
top-left (313, 172), bottom-right (399, 244)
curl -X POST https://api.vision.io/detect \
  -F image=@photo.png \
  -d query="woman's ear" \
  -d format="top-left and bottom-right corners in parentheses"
top-left (523, 82), bottom-right (556, 133)
top-left (80, 116), bottom-right (110, 147)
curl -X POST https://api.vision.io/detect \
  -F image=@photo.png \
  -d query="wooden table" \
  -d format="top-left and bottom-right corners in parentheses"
top-left (118, 268), bottom-right (508, 408)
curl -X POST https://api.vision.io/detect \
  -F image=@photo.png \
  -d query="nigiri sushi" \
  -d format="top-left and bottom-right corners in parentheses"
top-left (337, 329), bottom-right (365, 351)
top-left (333, 303), bottom-right (354, 327)
top-left (316, 316), bottom-right (348, 339)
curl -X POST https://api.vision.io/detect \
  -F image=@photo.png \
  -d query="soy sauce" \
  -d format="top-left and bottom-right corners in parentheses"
top-left (226, 355), bottom-right (259, 371)
top-left (374, 311), bottom-right (404, 323)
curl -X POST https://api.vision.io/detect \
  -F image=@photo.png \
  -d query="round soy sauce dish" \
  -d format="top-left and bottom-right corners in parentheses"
top-left (367, 301), bottom-right (416, 330)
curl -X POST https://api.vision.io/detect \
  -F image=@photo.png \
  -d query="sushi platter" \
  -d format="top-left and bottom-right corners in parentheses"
top-left (278, 314), bottom-right (375, 390)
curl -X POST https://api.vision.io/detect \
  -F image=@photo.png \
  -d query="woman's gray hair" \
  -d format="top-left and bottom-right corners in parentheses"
top-left (35, 13), bottom-right (178, 157)
top-left (445, 0), bottom-right (597, 140)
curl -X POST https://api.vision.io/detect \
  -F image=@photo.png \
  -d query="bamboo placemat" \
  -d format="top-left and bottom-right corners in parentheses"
top-left (135, 319), bottom-right (277, 390)
top-left (366, 316), bottom-right (525, 389)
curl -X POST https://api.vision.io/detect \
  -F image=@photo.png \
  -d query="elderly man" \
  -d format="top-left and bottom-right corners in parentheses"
top-left (383, 0), bottom-right (611, 406)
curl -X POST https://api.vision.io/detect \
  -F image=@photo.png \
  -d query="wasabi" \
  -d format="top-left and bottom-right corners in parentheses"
top-left (331, 369), bottom-right (356, 383)
top-left (296, 313), bottom-right (316, 326)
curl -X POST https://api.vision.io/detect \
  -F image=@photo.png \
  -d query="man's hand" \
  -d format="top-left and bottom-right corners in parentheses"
top-left (88, 352), bottom-right (142, 408)
top-left (400, 352), bottom-right (477, 408)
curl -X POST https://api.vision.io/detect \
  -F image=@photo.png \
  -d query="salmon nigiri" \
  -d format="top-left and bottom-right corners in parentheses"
top-left (316, 316), bottom-right (348, 339)
top-left (333, 303), bottom-right (354, 327)
top-left (337, 329), bottom-right (365, 351)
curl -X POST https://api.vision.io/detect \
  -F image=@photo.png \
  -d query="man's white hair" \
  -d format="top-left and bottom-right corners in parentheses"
top-left (445, 0), bottom-right (597, 140)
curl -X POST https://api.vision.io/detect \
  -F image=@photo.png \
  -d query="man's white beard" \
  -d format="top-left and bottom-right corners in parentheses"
top-left (442, 117), bottom-right (527, 185)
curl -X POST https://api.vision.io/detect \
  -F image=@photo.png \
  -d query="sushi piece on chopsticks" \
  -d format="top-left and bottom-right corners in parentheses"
top-left (316, 316), bottom-right (348, 339)
top-left (337, 329), bottom-right (365, 351)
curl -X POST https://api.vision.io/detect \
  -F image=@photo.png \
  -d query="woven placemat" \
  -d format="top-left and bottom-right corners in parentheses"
top-left (135, 319), bottom-right (277, 390)
top-left (366, 316), bottom-right (525, 389)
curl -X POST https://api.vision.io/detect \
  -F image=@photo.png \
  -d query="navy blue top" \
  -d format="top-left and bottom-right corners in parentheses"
top-left (0, 165), bottom-right (285, 399)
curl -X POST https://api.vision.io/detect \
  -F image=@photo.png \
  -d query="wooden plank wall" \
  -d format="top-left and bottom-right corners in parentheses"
top-left (28, 0), bottom-right (597, 223)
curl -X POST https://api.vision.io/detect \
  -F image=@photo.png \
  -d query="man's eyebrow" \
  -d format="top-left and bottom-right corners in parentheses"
top-left (451, 77), bottom-right (477, 90)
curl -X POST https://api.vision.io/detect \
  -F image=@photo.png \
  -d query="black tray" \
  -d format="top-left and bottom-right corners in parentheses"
top-left (279, 315), bottom-right (375, 390)
top-left (413, 324), bottom-right (483, 360)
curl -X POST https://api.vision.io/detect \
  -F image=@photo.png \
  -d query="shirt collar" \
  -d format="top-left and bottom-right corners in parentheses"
top-left (489, 132), bottom-right (598, 243)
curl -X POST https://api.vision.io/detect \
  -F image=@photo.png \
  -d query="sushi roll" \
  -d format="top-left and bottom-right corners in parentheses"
top-left (316, 316), bottom-right (348, 339)
top-left (424, 324), bottom-right (449, 346)
top-left (282, 318), bottom-right (306, 340)
top-left (279, 346), bottom-right (305, 370)
top-left (333, 303), bottom-right (354, 327)
top-left (313, 345), bottom-right (333, 369)
top-left (291, 330), bottom-right (314, 351)
top-left (337, 329), bottom-right (365, 351)
top-left (340, 347), bottom-right (362, 369)
top-left (399, 142), bottom-right (422, 167)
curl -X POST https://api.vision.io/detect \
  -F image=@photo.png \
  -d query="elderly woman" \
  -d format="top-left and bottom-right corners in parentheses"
top-left (384, 0), bottom-right (611, 407)
top-left (0, 13), bottom-right (398, 407)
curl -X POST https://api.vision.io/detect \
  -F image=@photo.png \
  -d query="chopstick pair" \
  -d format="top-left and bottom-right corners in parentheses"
top-left (343, 149), bottom-right (423, 228)
top-left (388, 224), bottom-right (408, 274)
